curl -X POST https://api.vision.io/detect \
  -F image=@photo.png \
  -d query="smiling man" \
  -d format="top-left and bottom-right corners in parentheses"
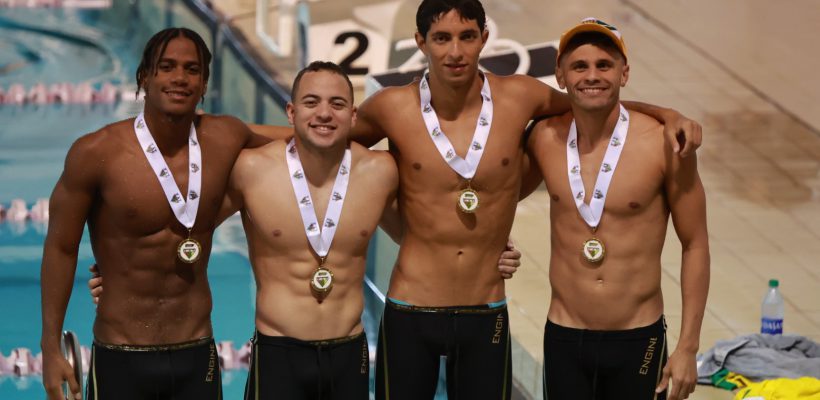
top-left (221, 61), bottom-right (399, 399)
top-left (526, 19), bottom-right (710, 400)
top-left (39, 28), bottom-right (259, 400)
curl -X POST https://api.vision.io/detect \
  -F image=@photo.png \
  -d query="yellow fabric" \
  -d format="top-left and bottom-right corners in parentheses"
top-left (725, 372), bottom-right (754, 389)
top-left (734, 377), bottom-right (820, 400)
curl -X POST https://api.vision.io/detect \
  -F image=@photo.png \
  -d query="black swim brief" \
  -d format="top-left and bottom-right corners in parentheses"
top-left (375, 298), bottom-right (512, 400)
top-left (244, 331), bottom-right (369, 400)
top-left (543, 316), bottom-right (668, 400)
top-left (87, 337), bottom-right (221, 400)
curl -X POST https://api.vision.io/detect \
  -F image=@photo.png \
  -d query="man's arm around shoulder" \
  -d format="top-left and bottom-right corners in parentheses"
top-left (40, 132), bottom-right (106, 400)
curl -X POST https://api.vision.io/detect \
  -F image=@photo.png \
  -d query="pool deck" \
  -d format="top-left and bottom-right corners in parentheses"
top-left (207, 1), bottom-right (820, 399)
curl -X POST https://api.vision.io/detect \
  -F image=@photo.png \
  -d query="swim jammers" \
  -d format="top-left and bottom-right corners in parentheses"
top-left (244, 331), bottom-right (369, 400)
top-left (87, 337), bottom-right (221, 400)
top-left (376, 298), bottom-right (511, 400)
top-left (543, 316), bottom-right (668, 400)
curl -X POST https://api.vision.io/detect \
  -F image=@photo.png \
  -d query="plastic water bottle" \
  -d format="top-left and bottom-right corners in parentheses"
top-left (761, 279), bottom-right (784, 335)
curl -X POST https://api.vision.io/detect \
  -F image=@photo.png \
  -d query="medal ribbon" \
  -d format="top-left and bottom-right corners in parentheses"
top-left (134, 112), bottom-right (201, 230)
top-left (419, 71), bottom-right (493, 179)
top-left (566, 104), bottom-right (629, 229)
top-left (285, 138), bottom-right (351, 257)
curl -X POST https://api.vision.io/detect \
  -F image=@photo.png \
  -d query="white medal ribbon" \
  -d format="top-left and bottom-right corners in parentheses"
top-left (134, 112), bottom-right (201, 230)
top-left (419, 71), bottom-right (493, 179)
top-left (567, 104), bottom-right (629, 229)
top-left (285, 138), bottom-right (351, 257)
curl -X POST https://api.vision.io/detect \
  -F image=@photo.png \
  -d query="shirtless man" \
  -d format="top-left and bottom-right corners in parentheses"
top-left (251, 2), bottom-right (700, 399)
top-left (39, 28), bottom-right (260, 400)
top-left (222, 61), bottom-right (398, 399)
top-left (526, 19), bottom-right (710, 400)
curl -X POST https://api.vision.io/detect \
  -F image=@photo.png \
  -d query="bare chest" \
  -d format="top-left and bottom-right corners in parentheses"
top-left (542, 143), bottom-right (665, 218)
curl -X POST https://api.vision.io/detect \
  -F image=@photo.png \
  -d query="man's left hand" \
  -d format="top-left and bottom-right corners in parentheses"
top-left (663, 111), bottom-right (702, 157)
top-left (655, 348), bottom-right (697, 400)
top-left (498, 239), bottom-right (521, 279)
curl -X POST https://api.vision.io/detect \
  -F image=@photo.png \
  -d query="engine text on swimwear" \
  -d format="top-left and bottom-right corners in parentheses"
top-left (492, 313), bottom-right (504, 344)
top-left (639, 337), bottom-right (658, 375)
top-left (206, 343), bottom-right (216, 382)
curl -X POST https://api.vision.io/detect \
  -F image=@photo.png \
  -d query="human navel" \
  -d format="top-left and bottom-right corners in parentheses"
top-left (596, 278), bottom-right (604, 286)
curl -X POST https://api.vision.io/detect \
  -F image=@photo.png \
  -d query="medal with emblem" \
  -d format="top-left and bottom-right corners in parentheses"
top-left (458, 181), bottom-right (479, 213)
top-left (178, 237), bottom-right (202, 263)
top-left (310, 258), bottom-right (334, 295)
top-left (419, 72), bottom-right (493, 214)
top-left (286, 138), bottom-right (351, 303)
top-left (134, 113), bottom-right (202, 264)
top-left (582, 237), bottom-right (605, 263)
top-left (566, 105), bottom-right (629, 263)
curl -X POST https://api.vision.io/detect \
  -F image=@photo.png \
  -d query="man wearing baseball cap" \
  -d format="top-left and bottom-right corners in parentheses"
top-left (526, 18), bottom-right (710, 400)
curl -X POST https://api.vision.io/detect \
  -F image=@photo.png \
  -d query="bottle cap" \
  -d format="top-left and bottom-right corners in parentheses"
top-left (769, 279), bottom-right (779, 288)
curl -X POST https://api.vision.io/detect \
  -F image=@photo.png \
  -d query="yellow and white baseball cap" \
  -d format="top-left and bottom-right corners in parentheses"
top-left (557, 17), bottom-right (627, 62)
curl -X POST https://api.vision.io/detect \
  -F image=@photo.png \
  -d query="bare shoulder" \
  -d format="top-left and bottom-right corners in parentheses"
top-left (530, 112), bottom-right (572, 144)
top-left (70, 118), bottom-right (133, 158)
top-left (351, 142), bottom-right (398, 183)
top-left (628, 111), bottom-right (665, 145)
top-left (491, 73), bottom-right (548, 98)
top-left (236, 139), bottom-right (286, 169)
top-left (361, 83), bottom-right (416, 113)
top-left (198, 113), bottom-right (253, 144)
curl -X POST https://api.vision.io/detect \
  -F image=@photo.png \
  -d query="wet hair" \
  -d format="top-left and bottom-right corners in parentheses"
top-left (558, 31), bottom-right (626, 66)
top-left (135, 27), bottom-right (212, 101)
top-left (416, 0), bottom-right (486, 38)
top-left (291, 61), bottom-right (354, 103)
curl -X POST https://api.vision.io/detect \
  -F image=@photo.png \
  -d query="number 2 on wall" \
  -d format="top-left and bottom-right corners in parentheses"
top-left (334, 31), bottom-right (370, 75)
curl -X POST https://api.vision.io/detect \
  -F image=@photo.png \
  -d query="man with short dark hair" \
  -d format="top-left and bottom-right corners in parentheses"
top-left (40, 27), bottom-right (259, 400)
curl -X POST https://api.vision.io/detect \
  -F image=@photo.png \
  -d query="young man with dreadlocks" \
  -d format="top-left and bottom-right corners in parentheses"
top-left (39, 28), bottom-right (259, 400)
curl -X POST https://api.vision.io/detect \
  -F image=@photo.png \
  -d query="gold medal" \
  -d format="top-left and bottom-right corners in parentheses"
top-left (310, 266), bottom-right (334, 293)
top-left (177, 238), bottom-right (202, 263)
top-left (582, 238), bottom-right (605, 263)
top-left (458, 188), bottom-right (479, 213)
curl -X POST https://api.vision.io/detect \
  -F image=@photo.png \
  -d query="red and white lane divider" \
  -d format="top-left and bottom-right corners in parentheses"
top-left (0, 199), bottom-right (49, 223)
top-left (0, 341), bottom-right (253, 376)
top-left (0, 82), bottom-right (120, 105)
top-left (0, 0), bottom-right (112, 8)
